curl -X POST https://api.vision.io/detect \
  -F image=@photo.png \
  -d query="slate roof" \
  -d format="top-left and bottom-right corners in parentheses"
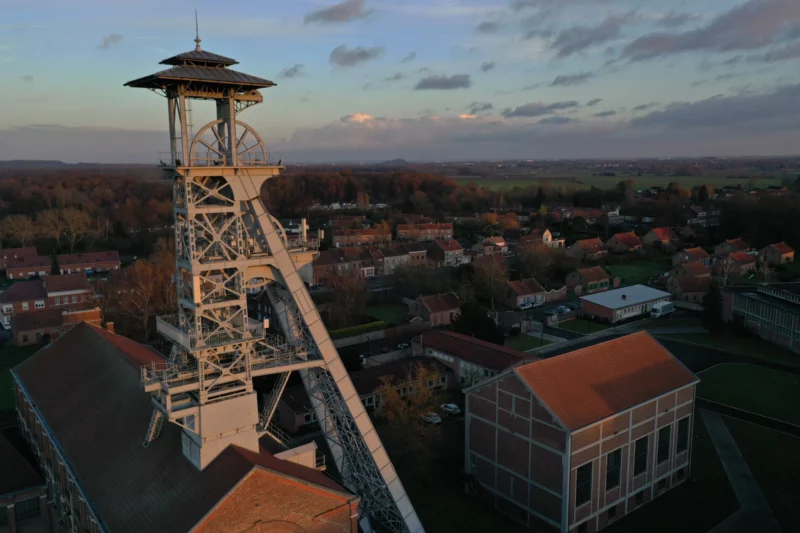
top-left (0, 432), bottom-right (44, 497)
top-left (125, 66), bottom-right (274, 90)
top-left (507, 278), bottom-right (545, 296)
top-left (514, 332), bottom-right (698, 431)
top-left (420, 292), bottom-right (460, 313)
top-left (0, 280), bottom-right (46, 304)
top-left (420, 330), bottom-right (536, 371)
top-left (45, 273), bottom-right (92, 294)
top-left (56, 251), bottom-right (120, 267)
top-left (402, 242), bottom-right (426, 253)
top-left (160, 49), bottom-right (238, 66)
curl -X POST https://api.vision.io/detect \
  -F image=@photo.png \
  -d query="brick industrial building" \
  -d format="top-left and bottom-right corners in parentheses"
top-left (464, 332), bottom-right (698, 533)
top-left (723, 282), bottom-right (800, 353)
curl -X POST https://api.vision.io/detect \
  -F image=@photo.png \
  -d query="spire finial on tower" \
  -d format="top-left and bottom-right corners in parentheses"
top-left (194, 9), bottom-right (202, 51)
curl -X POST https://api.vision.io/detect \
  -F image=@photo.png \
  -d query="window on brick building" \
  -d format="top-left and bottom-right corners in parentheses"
top-left (657, 426), bottom-right (671, 464)
top-left (55, 297), bottom-right (60, 305)
top-left (634, 436), bottom-right (648, 476)
top-left (22, 302), bottom-right (29, 311)
top-left (606, 448), bottom-right (622, 490)
top-left (635, 491), bottom-right (643, 506)
top-left (575, 463), bottom-right (592, 507)
top-left (608, 505), bottom-right (617, 520)
top-left (22, 334), bottom-right (28, 343)
top-left (677, 418), bottom-right (689, 453)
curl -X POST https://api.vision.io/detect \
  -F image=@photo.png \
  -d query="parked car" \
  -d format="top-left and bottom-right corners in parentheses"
top-left (421, 412), bottom-right (442, 425)
top-left (440, 404), bottom-right (461, 416)
top-left (519, 303), bottom-right (534, 311)
top-left (566, 302), bottom-right (581, 310)
top-left (556, 306), bottom-right (571, 313)
top-left (397, 342), bottom-right (410, 349)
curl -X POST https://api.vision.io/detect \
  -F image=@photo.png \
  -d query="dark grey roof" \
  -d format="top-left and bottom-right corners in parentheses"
top-left (160, 49), bottom-right (238, 66)
top-left (0, 432), bottom-right (44, 497)
top-left (125, 65), bottom-right (275, 90)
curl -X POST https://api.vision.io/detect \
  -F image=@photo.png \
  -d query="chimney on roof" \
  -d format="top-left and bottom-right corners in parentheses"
top-left (621, 294), bottom-right (627, 300)
top-left (105, 321), bottom-right (115, 334)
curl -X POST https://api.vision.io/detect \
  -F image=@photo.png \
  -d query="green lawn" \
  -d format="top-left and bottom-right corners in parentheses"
top-left (0, 344), bottom-right (40, 423)
top-left (605, 417), bottom-right (738, 533)
top-left (697, 363), bottom-right (800, 425)
top-left (606, 261), bottom-right (670, 287)
top-left (657, 333), bottom-right (800, 367)
top-left (504, 335), bottom-right (552, 351)
top-left (558, 319), bottom-right (611, 334)
top-left (365, 304), bottom-right (408, 325)
top-left (724, 417), bottom-right (800, 533)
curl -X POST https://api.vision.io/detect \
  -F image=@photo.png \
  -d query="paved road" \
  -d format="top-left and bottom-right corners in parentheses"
top-left (697, 399), bottom-right (800, 437)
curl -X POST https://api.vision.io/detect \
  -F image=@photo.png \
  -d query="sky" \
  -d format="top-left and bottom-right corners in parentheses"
top-left (1, 0), bottom-right (800, 163)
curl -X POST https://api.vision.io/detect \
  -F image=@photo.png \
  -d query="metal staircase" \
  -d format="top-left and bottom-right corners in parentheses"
top-left (143, 409), bottom-right (165, 448)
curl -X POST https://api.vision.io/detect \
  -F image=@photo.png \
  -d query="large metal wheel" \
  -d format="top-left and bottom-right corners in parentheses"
top-left (189, 119), bottom-right (268, 166)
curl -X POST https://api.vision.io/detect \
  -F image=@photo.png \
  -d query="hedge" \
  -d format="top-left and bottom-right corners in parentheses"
top-left (328, 321), bottom-right (389, 339)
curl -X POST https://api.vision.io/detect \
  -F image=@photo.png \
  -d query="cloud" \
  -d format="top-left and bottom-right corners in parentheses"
top-left (655, 12), bottom-right (696, 28)
top-left (761, 41), bottom-right (800, 62)
top-left (586, 98), bottom-right (603, 106)
top-left (551, 14), bottom-right (633, 58)
top-left (594, 110), bottom-right (616, 117)
top-left (476, 21), bottom-right (502, 34)
top-left (414, 74), bottom-right (472, 90)
top-left (466, 102), bottom-right (494, 114)
top-left (480, 61), bottom-right (496, 72)
top-left (384, 72), bottom-right (405, 81)
top-left (502, 100), bottom-right (580, 118)
top-left (341, 112), bottom-right (374, 123)
top-left (279, 64), bottom-right (305, 78)
top-left (96, 33), bottom-right (123, 50)
top-left (624, 0), bottom-right (800, 60)
top-left (329, 45), bottom-right (384, 66)
top-left (304, 0), bottom-right (373, 24)
top-left (401, 51), bottom-right (417, 63)
top-left (459, 114), bottom-right (477, 119)
top-left (20, 74), bottom-right (33, 83)
top-left (632, 102), bottom-right (659, 112)
top-left (539, 116), bottom-right (573, 125)
top-left (550, 72), bottom-right (595, 87)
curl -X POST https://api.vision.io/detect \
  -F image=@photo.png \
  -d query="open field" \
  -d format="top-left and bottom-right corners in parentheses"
top-left (453, 175), bottom-right (785, 191)
top-left (658, 332), bottom-right (800, 367)
top-left (504, 334), bottom-right (552, 351)
top-left (365, 304), bottom-right (408, 325)
top-left (606, 261), bottom-right (670, 286)
top-left (558, 318), bottom-right (611, 334)
top-left (697, 363), bottom-right (800, 424)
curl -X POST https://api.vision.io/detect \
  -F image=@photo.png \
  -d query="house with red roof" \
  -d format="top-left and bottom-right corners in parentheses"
top-left (566, 238), bottom-right (608, 261)
top-left (425, 239), bottom-right (466, 267)
top-left (566, 266), bottom-right (611, 295)
top-left (714, 238), bottom-right (750, 257)
top-left (759, 242), bottom-right (795, 266)
top-left (714, 251), bottom-right (757, 278)
top-left (464, 332), bottom-right (698, 533)
top-left (672, 247), bottom-right (711, 267)
top-left (670, 261), bottom-right (711, 280)
top-left (409, 292), bottom-right (460, 326)
top-left (6, 255), bottom-right (53, 280)
top-left (397, 223), bottom-right (453, 241)
top-left (667, 276), bottom-right (711, 304)
top-left (505, 278), bottom-right (546, 309)
top-left (606, 232), bottom-right (643, 254)
top-left (642, 227), bottom-right (679, 250)
top-left (56, 251), bottom-right (120, 275)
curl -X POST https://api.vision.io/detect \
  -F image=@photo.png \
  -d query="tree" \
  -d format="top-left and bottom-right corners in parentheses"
top-left (481, 213), bottom-right (498, 226)
top-left (452, 298), bottom-right (504, 345)
top-left (375, 220), bottom-right (391, 236)
top-left (473, 258), bottom-right (507, 310)
top-left (328, 274), bottom-right (366, 328)
top-left (535, 187), bottom-right (547, 207)
top-left (517, 246), bottom-right (553, 283)
top-left (617, 179), bottom-right (635, 204)
top-left (37, 209), bottom-right (64, 245)
top-left (697, 184), bottom-right (713, 203)
top-left (2, 215), bottom-right (35, 246)
top-left (702, 283), bottom-right (724, 335)
top-left (62, 208), bottom-right (91, 253)
top-left (499, 217), bottom-right (520, 231)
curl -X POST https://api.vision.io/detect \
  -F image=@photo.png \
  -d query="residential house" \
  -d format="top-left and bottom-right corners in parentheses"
top-left (0, 247), bottom-right (39, 270)
top-left (680, 205), bottom-right (720, 228)
top-left (670, 262), bottom-right (711, 280)
top-left (722, 283), bottom-right (800, 353)
top-left (714, 238), bottom-right (750, 257)
top-left (12, 323), bottom-right (360, 533)
top-left (506, 278), bottom-right (546, 309)
top-left (472, 237), bottom-right (508, 258)
top-left (397, 223), bottom-right (453, 241)
top-left (6, 255), bottom-right (52, 280)
top-left (667, 276), bottom-right (711, 304)
top-left (642, 227), bottom-right (679, 250)
top-left (332, 228), bottom-right (391, 248)
top-left (56, 251), bottom-right (120, 275)
top-left (409, 292), bottom-right (460, 326)
top-left (581, 285), bottom-right (671, 323)
top-left (414, 330), bottom-right (536, 386)
top-left (397, 214), bottom-right (432, 224)
top-left (330, 214), bottom-right (366, 230)
top-left (679, 225), bottom-right (699, 240)
top-left (566, 238), bottom-right (608, 261)
top-left (12, 306), bottom-right (102, 346)
top-left (276, 358), bottom-right (450, 433)
top-left (0, 281), bottom-right (47, 329)
top-left (44, 273), bottom-right (95, 308)
top-left (520, 229), bottom-right (564, 249)
top-left (464, 332), bottom-right (698, 533)
top-left (567, 267), bottom-right (611, 295)
top-left (760, 243), bottom-right (795, 266)
top-left (606, 232), bottom-right (643, 254)
top-left (311, 247), bottom-right (381, 285)
top-left (714, 252), bottom-right (757, 280)
top-left (380, 246), bottom-right (410, 275)
top-left (402, 241), bottom-right (427, 267)
top-left (0, 432), bottom-right (50, 533)
top-left (672, 247), bottom-right (711, 267)
top-left (426, 239), bottom-right (466, 267)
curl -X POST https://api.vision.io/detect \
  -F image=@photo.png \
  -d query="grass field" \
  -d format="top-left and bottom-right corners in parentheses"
top-left (606, 261), bottom-right (670, 286)
top-left (559, 318), bottom-right (611, 334)
top-left (0, 344), bottom-right (39, 423)
top-left (365, 304), bottom-right (408, 325)
top-left (504, 335), bottom-right (552, 351)
top-left (454, 175), bottom-right (785, 191)
top-left (697, 363), bottom-right (800, 424)
top-left (658, 333), bottom-right (800, 367)
top-left (724, 417), bottom-right (800, 533)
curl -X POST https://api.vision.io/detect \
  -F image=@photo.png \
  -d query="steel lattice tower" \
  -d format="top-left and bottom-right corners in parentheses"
top-left (125, 36), bottom-right (424, 533)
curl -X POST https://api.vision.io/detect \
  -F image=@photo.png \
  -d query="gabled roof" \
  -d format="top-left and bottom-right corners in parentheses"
top-left (0, 247), bottom-right (40, 268)
top-left (514, 332), bottom-right (698, 431)
top-left (485, 236), bottom-right (506, 246)
top-left (419, 330), bottom-right (535, 371)
top-left (125, 65), bottom-right (274, 90)
top-left (56, 251), bottom-right (120, 266)
top-left (722, 238), bottom-right (749, 252)
top-left (0, 432), bottom-right (44, 497)
top-left (678, 247), bottom-right (710, 260)
top-left (507, 278), bottom-right (544, 296)
top-left (13, 309), bottom-right (64, 331)
top-left (609, 232), bottom-right (642, 248)
top-left (573, 237), bottom-right (605, 251)
top-left (45, 273), bottom-right (92, 294)
top-left (577, 266), bottom-right (610, 283)
top-left (420, 292), bottom-right (460, 313)
top-left (649, 227), bottom-right (677, 241)
top-left (0, 279), bottom-right (46, 304)
top-left (349, 357), bottom-right (448, 397)
top-left (766, 242), bottom-right (795, 255)
top-left (679, 262), bottom-right (711, 277)
top-left (432, 239), bottom-right (463, 252)
top-left (397, 223), bottom-right (452, 231)
top-left (729, 251), bottom-right (756, 264)
top-left (6, 255), bottom-right (51, 270)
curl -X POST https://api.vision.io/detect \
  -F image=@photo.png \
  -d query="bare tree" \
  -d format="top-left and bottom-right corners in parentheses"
top-left (62, 208), bottom-right (91, 253)
top-left (37, 209), bottom-right (63, 245)
top-left (2, 215), bottom-right (35, 247)
top-left (474, 258), bottom-right (508, 310)
top-left (328, 273), bottom-right (366, 328)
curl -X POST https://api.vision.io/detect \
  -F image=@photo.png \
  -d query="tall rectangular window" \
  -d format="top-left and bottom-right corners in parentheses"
top-left (677, 418), bottom-right (690, 453)
top-left (606, 449), bottom-right (622, 490)
top-left (658, 426), bottom-right (671, 464)
top-left (634, 436), bottom-right (648, 476)
top-left (575, 463), bottom-right (592, 507)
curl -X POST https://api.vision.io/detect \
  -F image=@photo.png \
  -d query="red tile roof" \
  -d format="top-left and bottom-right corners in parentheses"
top-left (0, 280), bottom-right (46, 304)
top-left (420, 330), bottom-right (536, 371)
top-left (723, 238), bottom-right (749, 252)
top-left (610, 232), bottom-right (643, 248)
top-left (729, 251), bottom-right (756, 264)
top-left (0, 247), bottom-right (39, 269)
top-left (768, 242), bottom-right (794, 255)
top-left (680, 247), bottom-right (710, 260)
top-left (420, 292), bottom-right (460, 313)
top-left (574, 238), bottom-right (605, 251)
top-left (397, 223), bottom-right (452, 231)
top-left (679, 262), bottom-right (711, 277)
top-left (6, 255), bottom-right (51, 270)
top-left (44, 273), bottom-right (92, 294)
top-left (577, 266), bottom-right (610, 283)
top-left (13, 309), bottom-right (65, 331)
top-left (57, 250), bottom-right (120, 266)
top-left (507, 278), bottom-right (544, 296)
top-left (433, 239), bottom-right (462, 252)
top-left (650, 227), bottom-right (677, 241)
top-left (514, 332), bottom-right (697, 431)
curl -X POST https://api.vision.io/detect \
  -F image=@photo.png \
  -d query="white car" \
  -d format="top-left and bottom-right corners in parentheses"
top-left (421, 412), bottom-right (442, 425)
top-left (397, 342), bottom-right (410, 349)
top-left (440, 404), bottom-right (461, 416)
top-left (519, 303), bottom-right (534, 311)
